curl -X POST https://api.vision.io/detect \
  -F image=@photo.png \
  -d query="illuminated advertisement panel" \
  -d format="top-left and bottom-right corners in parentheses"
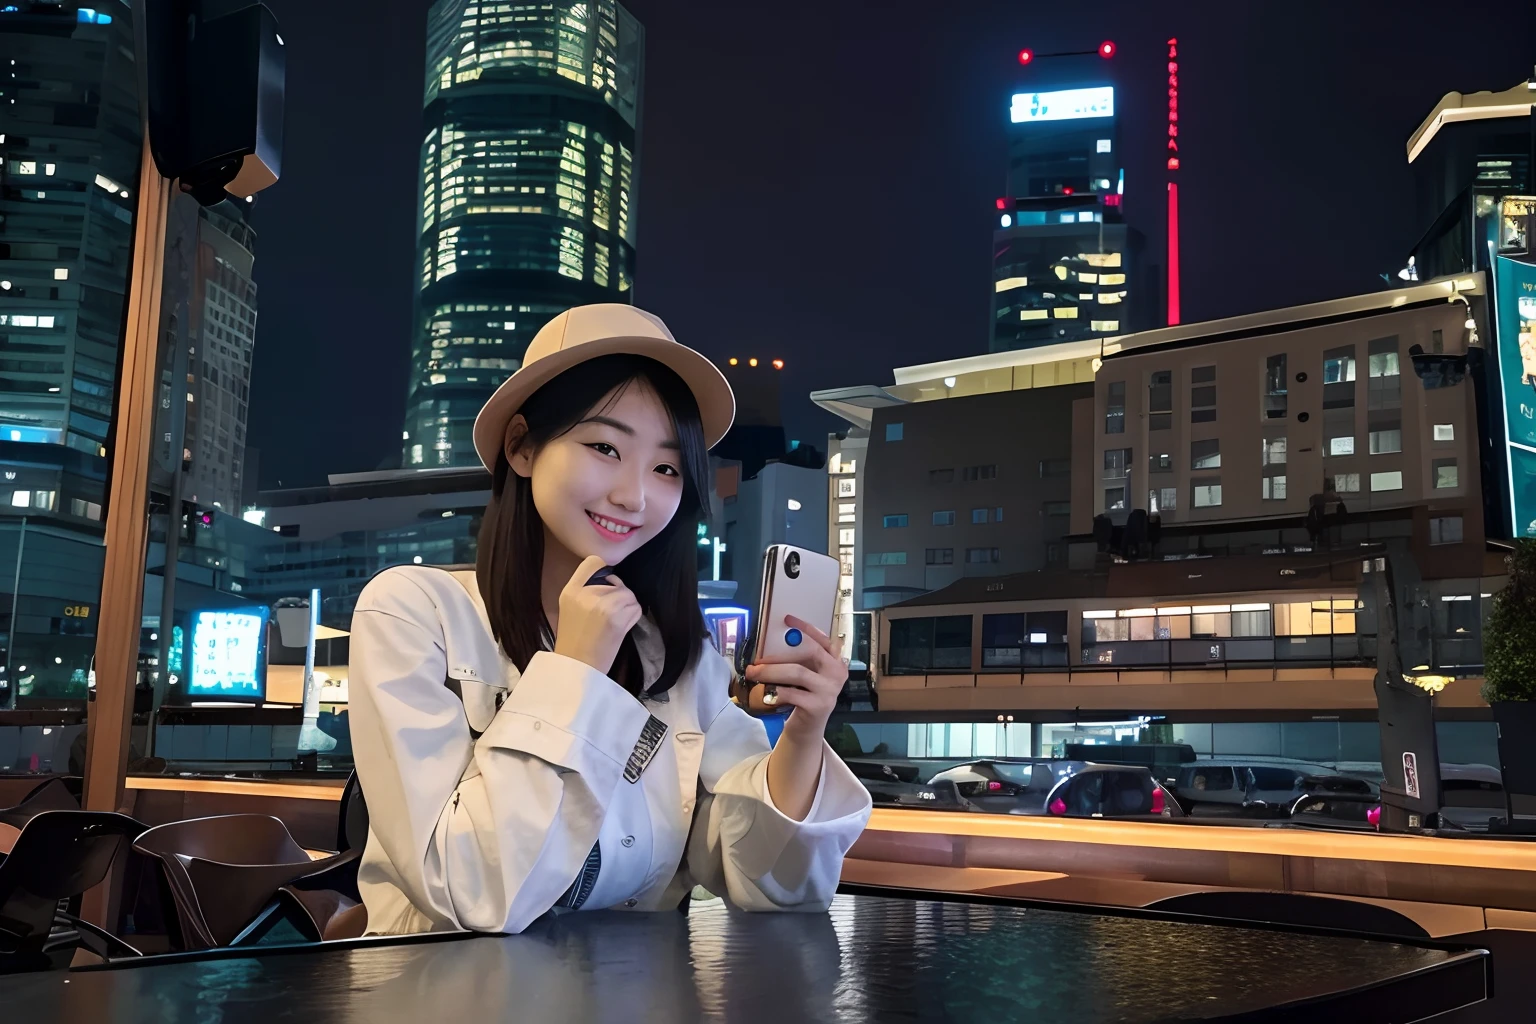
top-left (1494, 256), bottom-right (1536, 537)
top-left (187, 608), bottom-right (269, 699)
top-left (1009, 86), bottom-right (1115, 124)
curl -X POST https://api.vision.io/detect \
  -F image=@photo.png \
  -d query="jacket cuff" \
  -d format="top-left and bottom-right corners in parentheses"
top-left (729, 742), bottom-right (873, 880)
top-left (479, 651), bottom-right (651, 779)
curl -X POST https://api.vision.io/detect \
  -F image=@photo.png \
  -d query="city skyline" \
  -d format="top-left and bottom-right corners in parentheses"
top-left (243, 0), bottom-right (1536, 488)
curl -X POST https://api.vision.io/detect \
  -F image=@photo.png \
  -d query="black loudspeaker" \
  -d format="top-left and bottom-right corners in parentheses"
top-left (138, 1), bottom-right (286, 206)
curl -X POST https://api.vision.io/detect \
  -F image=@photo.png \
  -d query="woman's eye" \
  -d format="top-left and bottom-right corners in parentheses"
top-left (586, 442), bottom-right (618, 458)
top-left (655, 464), bottom-right (680, 477)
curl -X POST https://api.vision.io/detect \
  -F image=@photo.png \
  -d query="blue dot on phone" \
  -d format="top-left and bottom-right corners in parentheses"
top-left (785, 628), bottom-right (803, 647)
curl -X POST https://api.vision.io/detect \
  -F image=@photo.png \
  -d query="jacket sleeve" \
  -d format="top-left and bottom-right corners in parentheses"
top-left (684, 650), bottom-right (873, 911)
top-left (348, 573), bottom-right (652, 934)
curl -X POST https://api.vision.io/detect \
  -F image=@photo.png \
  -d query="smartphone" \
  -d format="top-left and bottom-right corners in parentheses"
top-left (735, 544), bottom-right (840, 709)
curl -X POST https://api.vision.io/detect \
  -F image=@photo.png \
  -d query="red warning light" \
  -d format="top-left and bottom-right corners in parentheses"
top-left (1099, 40), bottom-right (1116, 59)
top-left (1017, 48), bottom-right (1034, 66)
top-left (1167, 157), bottom-right (1180, 170)
top-left (1063, 186), bottom-right (1074, 195)
top-left (995, 198), bottom-right (1008, 210)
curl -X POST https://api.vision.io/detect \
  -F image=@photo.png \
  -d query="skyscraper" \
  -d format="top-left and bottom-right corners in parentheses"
top-left (990, 71), bottom-right (1145, 352)
top-left (402, 0), bottom-right (644, 468)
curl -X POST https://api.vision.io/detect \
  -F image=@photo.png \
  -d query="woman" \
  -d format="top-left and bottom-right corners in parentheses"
top-left (348, 304), bottom-right (872, 936)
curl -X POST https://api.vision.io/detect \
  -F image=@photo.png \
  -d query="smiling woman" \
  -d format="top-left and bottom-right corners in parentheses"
top-left (345, 305), bottom-right (872, 937)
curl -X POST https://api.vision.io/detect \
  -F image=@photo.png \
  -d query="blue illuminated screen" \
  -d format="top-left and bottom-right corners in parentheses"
top-left (187, 608), bottom-right (268, 699)
top-left (1009, 86), bottom-right (1115, 124)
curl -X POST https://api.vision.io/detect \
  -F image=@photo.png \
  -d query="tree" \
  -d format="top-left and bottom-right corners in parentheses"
top-left (1482, 540), bottom-right (1536, 703)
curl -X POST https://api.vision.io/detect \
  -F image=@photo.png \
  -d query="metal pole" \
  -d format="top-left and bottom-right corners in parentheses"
top-left (297, 587), bottom-right (325, 753)
top-left (4, 517), bottom-right (25, 709)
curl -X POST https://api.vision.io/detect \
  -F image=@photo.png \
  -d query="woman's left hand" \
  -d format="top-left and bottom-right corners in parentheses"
top-left (743, 615), bottom-right (847, 741)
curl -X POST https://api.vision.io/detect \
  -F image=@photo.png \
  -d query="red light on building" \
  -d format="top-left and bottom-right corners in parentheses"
top-left (771, 359), bottom-right (784, 370)
top-left (1062, 186), bottom-right (1073, 195)
top-left (1099, 40), bottom-right (1116, 59)
top-left (1167, 157), bottom-right (1180, 170)
top-left (995, 197), bottom-right (1008, 210)
top-left (1017, 48), bottom-right (1034, 66)
top-left (1103, 193), bottom-right (1122, 207)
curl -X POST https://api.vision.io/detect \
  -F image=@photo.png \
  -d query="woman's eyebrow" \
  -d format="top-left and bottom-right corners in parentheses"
top-left (579, 414), bottom-right (680, 451)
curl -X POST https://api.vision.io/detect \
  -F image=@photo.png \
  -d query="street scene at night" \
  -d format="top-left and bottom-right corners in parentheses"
top-left (1, 2), bottom-right (1535, 1020)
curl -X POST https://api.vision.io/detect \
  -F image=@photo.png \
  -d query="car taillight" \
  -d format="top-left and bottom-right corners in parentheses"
top-left (1048, 798), bottom-right (1067, 815)
top-left (1367, 805), bottom-right (1381, 828)
top-left (987, 781), bottom-right (1003, 791)
top-left (1150, 787), bottom-right (1166, 815)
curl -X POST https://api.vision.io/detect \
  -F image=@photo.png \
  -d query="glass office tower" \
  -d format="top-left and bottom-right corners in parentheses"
top-left (402, 0), bottom-right (644, 468)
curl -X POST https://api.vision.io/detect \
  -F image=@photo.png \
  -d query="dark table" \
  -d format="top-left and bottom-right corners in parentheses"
top-left (1, 893), bottom-right (1488, 1023)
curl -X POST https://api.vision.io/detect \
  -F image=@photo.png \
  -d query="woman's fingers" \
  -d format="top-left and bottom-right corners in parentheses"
top-left (784, 615), bottom-right (836, 657)
top-left (745, 661), bottom-right (827, 693)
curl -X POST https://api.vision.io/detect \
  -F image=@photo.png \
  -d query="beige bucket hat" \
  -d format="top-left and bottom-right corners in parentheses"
top-left (471, 303), bottom-right (736, 471)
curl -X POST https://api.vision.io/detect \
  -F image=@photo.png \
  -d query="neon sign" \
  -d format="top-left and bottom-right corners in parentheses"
top-left (1009, 86), bottom-right (1115, 124)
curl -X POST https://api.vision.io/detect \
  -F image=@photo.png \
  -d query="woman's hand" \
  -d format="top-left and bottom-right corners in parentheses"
top-left (552, 554), bottom-right (642, 676)
top-left (749, 616), bottom-right (848, 821)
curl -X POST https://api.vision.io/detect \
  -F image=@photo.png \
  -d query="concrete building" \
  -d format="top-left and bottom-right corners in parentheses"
top-left (402, 0), bottom-right (644, 469)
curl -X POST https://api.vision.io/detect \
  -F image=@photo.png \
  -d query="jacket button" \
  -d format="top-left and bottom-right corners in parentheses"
top-left (621, 835), bottom-right (635, 848)
top-left (624, 898), bottom-right (638, 908)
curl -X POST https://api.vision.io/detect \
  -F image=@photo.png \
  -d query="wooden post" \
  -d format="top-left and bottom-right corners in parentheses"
top-left (83, 141), bottom-right (171, 816)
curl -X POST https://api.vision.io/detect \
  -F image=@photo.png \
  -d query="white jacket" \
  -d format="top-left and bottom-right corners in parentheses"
top-left (347, 565), bottom-right (872, 936)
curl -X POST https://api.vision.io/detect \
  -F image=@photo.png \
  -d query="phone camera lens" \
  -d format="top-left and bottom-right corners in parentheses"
top-left (784, 550), bottom-right (801, 579)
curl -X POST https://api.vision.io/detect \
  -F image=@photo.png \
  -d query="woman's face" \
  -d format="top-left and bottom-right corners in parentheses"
top-left (510, 379), bottom-right (686, 566)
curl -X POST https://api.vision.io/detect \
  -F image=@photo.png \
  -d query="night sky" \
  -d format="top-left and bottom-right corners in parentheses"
top-left (245, 0), bottom-right (1536, 489)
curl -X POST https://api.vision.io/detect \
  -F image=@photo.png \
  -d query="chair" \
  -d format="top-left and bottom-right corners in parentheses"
top-left (133, 814), bottom-right (358, 950)
top-left (336, 770), bottom-right (369, 853)
top-left (0, 776), bottom-right (83, 831)
top-left (0, 810), bottom-right (146, 973)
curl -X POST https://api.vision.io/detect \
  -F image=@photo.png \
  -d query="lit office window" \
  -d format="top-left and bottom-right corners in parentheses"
top-left (1433, 459), bottom-right (1458, 489)
top-left (1191, 438), bottom-right (1220, 470)
top-left (1192, 479), bottom-right (1222, 507)
top-left (1433, 423), bottom-right (1455, 441)
top-left (1370, 471), bottom-right (1403, 491)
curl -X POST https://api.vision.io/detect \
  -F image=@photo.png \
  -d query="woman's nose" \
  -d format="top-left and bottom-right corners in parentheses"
top-left (609, 464), bottom-right (647, 512)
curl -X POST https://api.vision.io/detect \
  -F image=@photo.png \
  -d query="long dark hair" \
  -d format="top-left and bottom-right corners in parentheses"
top-left (475, 354), bottom-right (711, 696)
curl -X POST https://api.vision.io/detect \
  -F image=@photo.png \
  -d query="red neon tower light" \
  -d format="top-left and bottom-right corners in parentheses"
top-left (1166, 37), bottom-right (1180, 325)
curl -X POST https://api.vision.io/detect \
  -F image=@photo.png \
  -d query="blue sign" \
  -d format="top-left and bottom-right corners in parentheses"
top-left (1494, 256), bottom-right (1536, 538)
top-left (186, 608), bottom-right (269, 699)
top-left (1010, 86), bottom-right (1115, 124)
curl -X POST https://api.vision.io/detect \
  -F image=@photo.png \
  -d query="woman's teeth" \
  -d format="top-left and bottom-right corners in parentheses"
top-left (589, 512), bottom-right (633, 535)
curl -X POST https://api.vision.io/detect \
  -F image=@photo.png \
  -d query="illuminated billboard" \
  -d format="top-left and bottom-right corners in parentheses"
top-left (1494, 256), bottom-right (1536, 538)
top-left (1010, 86), bottom-right (1115, 124)
top-left (187, 608), bottom-right (269, 700)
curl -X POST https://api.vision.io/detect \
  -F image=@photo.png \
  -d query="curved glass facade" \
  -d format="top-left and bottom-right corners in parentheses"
top-left (403, 0), bottom-right (643, 468)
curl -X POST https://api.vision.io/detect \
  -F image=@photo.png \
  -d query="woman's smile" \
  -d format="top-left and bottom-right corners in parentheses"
top-left (587, 510), bottom-right (639, 539)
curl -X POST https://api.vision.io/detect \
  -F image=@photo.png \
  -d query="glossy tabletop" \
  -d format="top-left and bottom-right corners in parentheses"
top-left (2, 893), bottom-right (1487, 1023)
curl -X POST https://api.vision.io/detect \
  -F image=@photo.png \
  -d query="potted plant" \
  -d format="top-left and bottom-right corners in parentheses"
top-left (1482, 539), bottom-right (1536, 830)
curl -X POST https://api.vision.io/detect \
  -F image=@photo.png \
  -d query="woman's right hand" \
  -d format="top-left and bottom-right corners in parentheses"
top-left (552, 554), bottom-right (643, 676)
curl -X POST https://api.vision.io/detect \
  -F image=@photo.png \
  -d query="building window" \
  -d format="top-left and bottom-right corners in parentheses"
top-left (1433, 423), bottom-right (1455, 442)
top-left (932, 510), bottom-right (955, 526)
top-left (1150, 487), bottom-right (1178, 512)
top-left (1323, 346), bottom-right (1356, 408)
top-left (1191, 365), bottom-right (1217, 423)
top-left (1193, 478), bottom-right (1222, 507)
top-left (1262, 475), bottom-right (1287, 500)
top-left (966, 547), bottom-right (1001, 564)
top-left (982, 611), bottom-right (1069, 667)
top-left (838, 528), bottom-right (856, 545)
top-left (1104, 487), bottom-right (1127, 511)
top-left (1430, 516), bottom-right (1463, 545)
top-left (837, 502), bottom-right (856, 523)
top-left (1191, 439), bottom-right (1221, 470)
top-left (994, 506), bottom-right (1004, 522)
top-left (971, 508), bottom-right (989, 524)
top-left (1369, 428), bottom-right (1402, 454)
top-left (1046, 542), bottom-right (1063, 564)
top-left (865, 551), bottom-right (908, 566)
top-left (1148, 370), bottom-right (1173, 430)
top-left (1103, 447), bottom-right (1131, 479)
top-left (837, 478), bottom-right (856, 498)
top-left (1334, 472), bottom-right (1361, 493)
top-left (1149, 452), bottom-right (1172, 474)
top-left (1039, 457), bottom-right (1071, 478)
top-left (1433, 459), bottom-right (1458, 489)
top-left (1043, 501), bottom-right (1071, 516)
top-left (1105, 381), bottom-right (1126, 434)
top-left (925, 547), bottom-right (954, 565)
top-left (929, 468), bottom-right (954, 484)
top-left (962, 464), bottom-right (998, 481)
top-left (1261, 437), bottom-right (1286, 466)
top-left (1265, 354), bottom-right (1288, 419)
top-left (888, 615), bottom-right (972, 672)
top-left (1327, 428), bottom-right (1355, 457)
top-left (885, 422), bottom-right (904, 442)
top-left (1275, 600), bottom-right (1356, 636)
top-left (1370, 471), bottom-right (1403, 491)
top-left (883, 514), bottom-right (908, 528)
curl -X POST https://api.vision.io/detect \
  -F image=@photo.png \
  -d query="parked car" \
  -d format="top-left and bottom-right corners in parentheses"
top-left (1436, 763), bottom-right (1505, 831)
top-left (1172, 761), bottom-right (1375, 819)
top-left (844, 759), bottom-right (969, 811)
top-left (926, 759), bottom-right (1182, 819)
top-left (1062, 743), bottom-right (1197, 787)
top-left (1285, 792), bottom-right (1380, 829)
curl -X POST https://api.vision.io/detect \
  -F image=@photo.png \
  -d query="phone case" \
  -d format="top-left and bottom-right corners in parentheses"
top-left (750, 544), bottom-right (840, 664)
